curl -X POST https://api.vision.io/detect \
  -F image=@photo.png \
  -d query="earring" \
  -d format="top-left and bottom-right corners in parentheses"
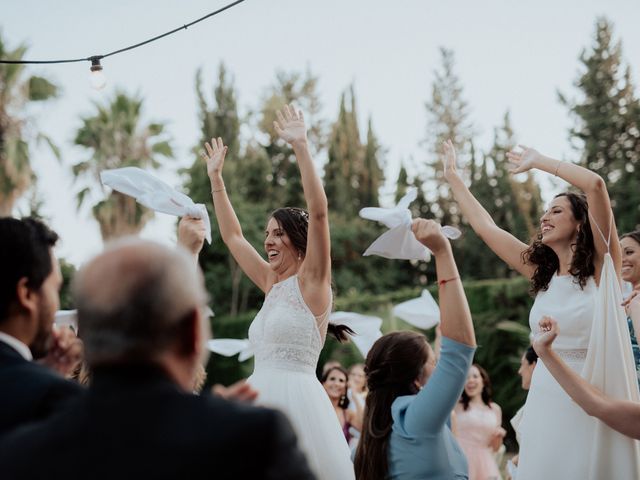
top-left (298, 252), bottom-right (302, 261)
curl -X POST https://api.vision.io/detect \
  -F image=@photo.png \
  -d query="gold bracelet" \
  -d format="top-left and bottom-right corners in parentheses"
top-left (554, 160), bottom-right (563, 177)
top-left (211, 187), bottom-right (226, 194)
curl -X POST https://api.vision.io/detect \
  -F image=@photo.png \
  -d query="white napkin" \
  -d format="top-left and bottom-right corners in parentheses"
top-left (207, 338), bottom-right (253, 362)
top-left (54, 310), bottom-right (78, 333)
top-left (100, 167), bottom-right (212, 243)
top-left (330, 311), bottom-right (383, 358)
top-left (359, 187), bottom-right (460, 261)
top-left (392, 289), bottom-right (440, 329)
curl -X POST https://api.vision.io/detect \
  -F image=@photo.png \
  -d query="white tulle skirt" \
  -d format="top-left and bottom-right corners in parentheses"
top-left (248, 364), bottom-right (355, 480)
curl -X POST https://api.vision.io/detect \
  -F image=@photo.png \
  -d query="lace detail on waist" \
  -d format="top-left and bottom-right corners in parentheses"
top-left (253, 343), bottom-right (318, 373)
top-left (555, 348), bottom-right (587, 361)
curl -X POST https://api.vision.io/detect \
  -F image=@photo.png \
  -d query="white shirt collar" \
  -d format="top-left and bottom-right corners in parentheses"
top-left (0, 332), bottom-right (33, 361)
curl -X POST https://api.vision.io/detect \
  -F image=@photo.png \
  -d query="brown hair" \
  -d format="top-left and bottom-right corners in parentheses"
top-left (522, 192), bottom-right (595, 295)
top-left (321, 366), bottom-right (350, 409)
top-left (354, 331), bottom-right (429, 480)
top-left (269, 207), bottom-right (353, 342)
top-left (621, 230), bottom-right (640, 247)
top-left (459, 363), bottom-right (493, 411)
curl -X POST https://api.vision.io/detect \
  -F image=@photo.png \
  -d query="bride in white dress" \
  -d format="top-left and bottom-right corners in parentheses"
top-left (202, 105), bottom-right (354, 480)
top-left (442, 139), bottom-right (640, 479)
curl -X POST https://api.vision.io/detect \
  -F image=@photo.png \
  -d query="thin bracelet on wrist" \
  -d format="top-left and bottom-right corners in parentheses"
top-left (554, 160), bottom-right (563, 177)
top-left (211, 187), bottom-right (226, 194)
top-left (438, 276), bottom-right (460, 287)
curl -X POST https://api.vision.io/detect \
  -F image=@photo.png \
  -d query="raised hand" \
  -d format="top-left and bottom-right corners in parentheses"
top-left (178, 216), bottom-right (206, 257)
top-left (533, 316), bottom-right (559, 353)
top-left (443, 139), bottom-right (459, 180)
top-left (38, 325), bottom-right (83, 377)
top-left (411, 218), bottom-right (450, 255)
top-left (202, 137), bottom-right (228, 178)
top-left (273, 104), bottom-right (307, 146)
top-left (506, 145), bottom-right (541, 174)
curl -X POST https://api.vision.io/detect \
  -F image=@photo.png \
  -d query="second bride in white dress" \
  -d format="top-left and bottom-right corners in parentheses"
top-left (202, 105), bottom-right (354, 480)
top-left (443, 140), bottom-right (640, 479)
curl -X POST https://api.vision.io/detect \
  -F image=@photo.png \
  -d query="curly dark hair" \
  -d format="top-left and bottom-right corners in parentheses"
top-left (459, 363), bottom-right (493, 411)
top-left (522, 192), bottom-right (595, 295)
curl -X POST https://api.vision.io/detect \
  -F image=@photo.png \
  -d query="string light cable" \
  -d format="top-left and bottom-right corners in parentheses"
top-left (0, 0), bottom-right (246, 88)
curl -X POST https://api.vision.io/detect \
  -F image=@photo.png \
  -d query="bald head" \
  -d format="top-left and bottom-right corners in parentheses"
top-left (74, 238), bottom-right (207, 367)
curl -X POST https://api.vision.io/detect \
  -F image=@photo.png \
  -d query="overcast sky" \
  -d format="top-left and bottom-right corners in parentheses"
top-left (3, 0), bottom-right (639, 265)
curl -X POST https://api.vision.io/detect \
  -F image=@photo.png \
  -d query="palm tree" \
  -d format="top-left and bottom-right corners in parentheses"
top-left (0, 34), bottom-right (59, 216)
top-left (73, 91), bottom-right (173, 240)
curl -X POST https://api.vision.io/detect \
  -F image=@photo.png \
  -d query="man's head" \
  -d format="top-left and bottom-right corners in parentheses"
top-left (73, 238), bottom-right (210, 389)
top-left (0, 217), bottom-right (61, 357)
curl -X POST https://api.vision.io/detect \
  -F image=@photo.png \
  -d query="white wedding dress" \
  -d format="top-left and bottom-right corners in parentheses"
top-left (247, 275), bottom-right (355, 480)
top-left (518, 254), bottom-right (640, 479)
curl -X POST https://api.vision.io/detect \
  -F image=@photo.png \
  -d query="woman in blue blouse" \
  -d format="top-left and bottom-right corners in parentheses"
top-left (354, 219), bottom-right (477, 479)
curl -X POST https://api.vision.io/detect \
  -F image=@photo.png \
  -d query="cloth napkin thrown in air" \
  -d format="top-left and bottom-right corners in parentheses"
top-left (359, 187), bottom-right (460, 261)
top-left (100, 167), bottom-right (212, 243)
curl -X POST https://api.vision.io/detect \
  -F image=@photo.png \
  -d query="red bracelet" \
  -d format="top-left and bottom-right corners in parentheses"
top-left (438, 276), bottom-right (459, 286)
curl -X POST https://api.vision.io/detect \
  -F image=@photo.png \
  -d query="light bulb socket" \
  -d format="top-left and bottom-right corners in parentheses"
top-left (89, 57), bottom-right (103, 73)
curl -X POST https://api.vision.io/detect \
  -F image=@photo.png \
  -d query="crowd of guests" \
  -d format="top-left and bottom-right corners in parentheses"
top-left (2, 107), bottom-right (640, 479)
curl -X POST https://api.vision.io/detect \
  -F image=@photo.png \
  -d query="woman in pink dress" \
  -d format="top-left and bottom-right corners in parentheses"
top-left (455, 364), bottom-right (505, 480)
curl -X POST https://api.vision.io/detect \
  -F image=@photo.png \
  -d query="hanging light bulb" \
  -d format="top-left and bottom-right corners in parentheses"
top-left (89, 57), bottom-right (107, 90)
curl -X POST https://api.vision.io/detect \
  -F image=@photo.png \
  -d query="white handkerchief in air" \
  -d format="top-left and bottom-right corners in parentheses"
top-left (359, 187), bottom-right (460, 261)
top-left (392, 289), bottom-right (440, 329)
top-left (330, 311), bottom-right (383, 358)
top-left (100, 167), bottom-right (212, 243)
top-left (207, 338), bottom-right (253, 362)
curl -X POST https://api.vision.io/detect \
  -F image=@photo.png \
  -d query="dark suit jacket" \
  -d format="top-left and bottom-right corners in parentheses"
top-left (0, 364), bottom-right (316, 480)
top-left (0, 340), bottom-right (83, 435)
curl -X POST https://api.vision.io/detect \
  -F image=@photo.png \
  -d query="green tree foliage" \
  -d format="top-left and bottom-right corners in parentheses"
top-left (0, 34), bottom-right (59, 216)
top-left (423, 47), bottom-right (474, 225)
top-left (183, 64), bottom-right (266, 316)
top-left (73, 91), bottom-right (173, 240)
top-left (560, 17), bottom-right (640, 233)
top-left (324, 88), bottom-right (385, 215)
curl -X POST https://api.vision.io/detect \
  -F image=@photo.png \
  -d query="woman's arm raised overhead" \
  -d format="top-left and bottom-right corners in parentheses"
top-left (443, 140), bottom-right (534, 279)
top-left (507, 146), bottom-right (620, 277)
top-left (203, 137), bottom-right (271, 292)
top-left (274, 105), bottom-right (331, 314)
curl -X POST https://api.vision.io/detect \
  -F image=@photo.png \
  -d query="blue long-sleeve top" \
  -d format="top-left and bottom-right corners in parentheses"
top-left (388, 337), bottom-right (476, 480)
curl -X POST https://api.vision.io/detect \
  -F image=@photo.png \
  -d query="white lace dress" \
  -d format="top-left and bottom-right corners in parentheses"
top-left (247, 275), bottom-right (355, 480)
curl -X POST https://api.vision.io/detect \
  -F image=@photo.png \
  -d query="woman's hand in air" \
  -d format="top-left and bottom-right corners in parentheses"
top-left (506, 145), bottom-right (542, 174)
top-left (202, 137), bottom-right (228, 179)
top-left (274, 104), bottom-right (307, 148)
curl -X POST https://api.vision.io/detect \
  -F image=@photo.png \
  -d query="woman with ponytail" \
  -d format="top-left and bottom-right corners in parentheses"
top-left (202, 105), bottom-right (354, 479)
top-left (355, 219), bottom-right (477, 479)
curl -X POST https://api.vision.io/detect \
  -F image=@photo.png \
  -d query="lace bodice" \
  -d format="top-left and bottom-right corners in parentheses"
top-left (248, 275), bottom-right (330, 374)
top-left (529, 274), bottom-right (597, 351)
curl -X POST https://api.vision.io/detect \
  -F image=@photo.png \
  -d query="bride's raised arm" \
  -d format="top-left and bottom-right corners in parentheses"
top-left (507, 146), bottom-right (620, 278)
top-left (443, 140), bottom-right (535, 279)
top-left (274, 105), bottom-right (331, 313)
top-left (203, 137), bottom-right (271, 292)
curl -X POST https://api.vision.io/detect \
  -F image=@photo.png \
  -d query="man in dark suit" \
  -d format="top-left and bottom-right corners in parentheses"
top-left (0, 237), bottom-right (315, 479)
top-left (0, 217), bottom-right (83, 435)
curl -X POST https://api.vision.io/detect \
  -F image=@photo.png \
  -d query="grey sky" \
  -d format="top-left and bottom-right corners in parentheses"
top-left (3, 0), bottom-right (639, 264)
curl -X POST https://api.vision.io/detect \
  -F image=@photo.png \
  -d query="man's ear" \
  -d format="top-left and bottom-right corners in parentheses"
top-left (175, 309), bottom-right (200, 356)
top-left (15, 277), bottom-right (38, 315)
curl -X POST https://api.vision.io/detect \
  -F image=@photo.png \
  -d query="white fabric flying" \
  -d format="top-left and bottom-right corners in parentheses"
top-left (207, 338), bottom-right (253, 362)
top-left (392, 289), bottom-right (440, 329)
top-left (359, 187), bottom-right (460, 261)
top-left (330, 311), bottom-right (383, 358)
top-left (100, 167), bottom-right (212, 243)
